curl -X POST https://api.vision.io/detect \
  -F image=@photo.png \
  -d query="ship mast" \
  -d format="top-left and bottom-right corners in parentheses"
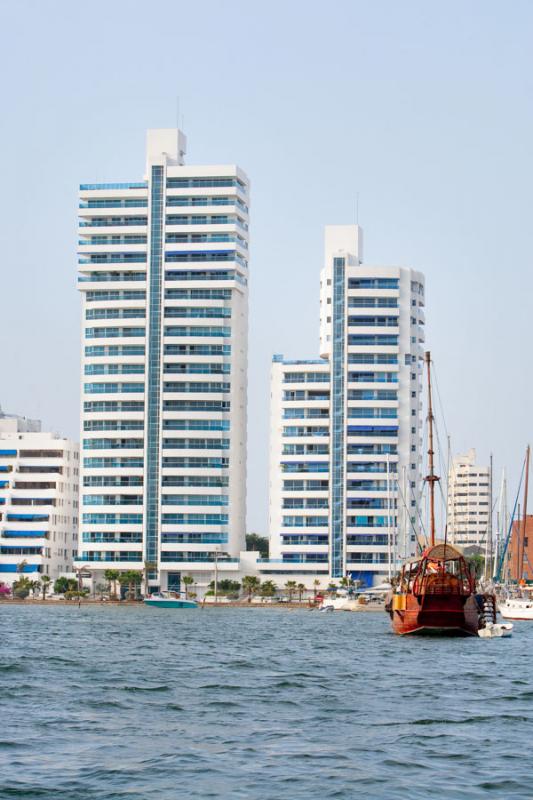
top-left (425, 352), bottom-right (439, 547)
top-left (518, 445), bottom-right (530, 583)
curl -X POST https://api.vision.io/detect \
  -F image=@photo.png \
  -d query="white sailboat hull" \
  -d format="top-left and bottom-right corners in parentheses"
top-left (499, 600), bottom-right (533, 620)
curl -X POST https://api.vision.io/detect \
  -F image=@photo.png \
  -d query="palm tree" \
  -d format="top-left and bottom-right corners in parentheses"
top-left (242, 575), bottom-right (261, 602)
top-left (182, 575), bottom-right (194, 599)
top-left (118, 570), bottom-right (142, 601)
top-left (12, 575), bottom-right (32, 599)
top-left (313, 578), bottom-right (321, 599)
top-left (142, 561), bottom-right (157, 598)
top-left (95, 582), bottom-right (107, 600)
top-left (104, 569), bottom-right (120, 600)
top-left (260, 579), bottom-right (277, 598)
top-left (29, 580), bottom-right (40, 599)
top-left (16, 560), bottom-right (28, 576)
top-left (297, 583), bottom-right (306, 602)
top-left (285, 580), bottom-right (297, 601)
top-left (40, 575), bottom-right (51, 601)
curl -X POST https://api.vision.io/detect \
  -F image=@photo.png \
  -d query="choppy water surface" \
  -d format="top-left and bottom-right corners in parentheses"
top-left (2, 606), bottom-right (533, 799)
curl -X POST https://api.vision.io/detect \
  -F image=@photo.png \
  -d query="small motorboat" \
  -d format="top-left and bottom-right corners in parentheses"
top-left (319, 604), bottom-right (335, 613)
top-left (499, 598), bottom-right (533, 620)
top-left (319, 594), bottom-right (359, 611)
top-left (144, 591), bottom-right (198, 609)
top-left (478, 622), bottom-right (513, 638)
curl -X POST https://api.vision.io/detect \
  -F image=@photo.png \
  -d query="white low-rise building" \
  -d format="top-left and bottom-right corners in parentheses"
top-left (0, 410), bottom-right (79, 587)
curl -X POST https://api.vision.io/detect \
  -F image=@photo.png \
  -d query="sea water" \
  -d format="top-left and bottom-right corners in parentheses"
top-left (1, 605), bottom-right (532, 799)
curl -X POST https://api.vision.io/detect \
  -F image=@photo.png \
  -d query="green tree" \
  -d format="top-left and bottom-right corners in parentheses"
top-left (64, 589), bottom-right (89, 600)
top-left (119, 571), bottom-right (142, 601)
top-left (12, 575), bottom-right (32, 599)
top-left (16, 560), bottom-right (28, 576)
top-left (260, 579), bottom-right (277, 598)
top-left (206, 579), bottom-right (241, 597)
top-left (142, 561), bottom-right (157, 598)
top-left (104, 569), bottom-right (120, 599)
top-left (182, 575), bottom-right (194, 599)
top-left (242, 575), bottom-right (261, 602)
top-left (285, 580), bottom-right (297, 601)
top-left (466, 554), bottom-right (485, 580)
top-left (29, 580), bottom-right (40, 599)
top-left (95, 582), bottom-right (107, 600)
top-left (313, 579), bottom-right (322, 599)
top-left (40, 575), bottom-right (51, 601)
top-left (245, 533), bottom-right (269, 558)
top-left (297, 583), bottom-right (306, 602)
top-left (53, 576), bottom-right (70, 595)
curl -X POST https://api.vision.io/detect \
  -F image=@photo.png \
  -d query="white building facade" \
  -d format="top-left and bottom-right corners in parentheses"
top-left (0, 412), bottom-right (79, 586)
top-left (268, 225), bottom-right (425, 588)
top-left (447, 449), bottom-right (490, 548)
top-left (77, 129), bottom-right (249, 593)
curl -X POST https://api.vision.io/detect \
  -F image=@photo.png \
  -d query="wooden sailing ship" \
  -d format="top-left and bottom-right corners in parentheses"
top-left (386, 351), bottom-right (496, 636)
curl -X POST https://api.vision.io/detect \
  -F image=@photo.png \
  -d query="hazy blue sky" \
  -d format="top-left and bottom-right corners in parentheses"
top-left (1, 0), bottom-right (532, 532)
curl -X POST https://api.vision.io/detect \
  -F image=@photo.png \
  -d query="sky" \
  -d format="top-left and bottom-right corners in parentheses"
top-left (0, 0), bottom-right (532, 533)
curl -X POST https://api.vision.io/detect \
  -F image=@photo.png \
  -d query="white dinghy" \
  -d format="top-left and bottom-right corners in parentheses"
top-left (478, 622), bottom-right (513, 638)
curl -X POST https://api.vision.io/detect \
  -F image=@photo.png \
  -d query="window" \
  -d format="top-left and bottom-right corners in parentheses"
top-left (349, 278), bottom-right (398, 289)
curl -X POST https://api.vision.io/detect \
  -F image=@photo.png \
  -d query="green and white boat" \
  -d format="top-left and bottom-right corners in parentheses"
top-left (144, 591), bottom-right (198, 609)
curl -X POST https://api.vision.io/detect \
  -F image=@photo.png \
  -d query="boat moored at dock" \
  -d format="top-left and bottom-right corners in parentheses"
top-left (499, 597), bottom-right (533, 620)
top-left (144, 592), bottom-right (198, 609)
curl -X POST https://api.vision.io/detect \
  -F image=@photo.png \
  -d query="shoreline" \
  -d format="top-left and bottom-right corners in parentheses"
top-left (1, 599), bottom-right (385, 612)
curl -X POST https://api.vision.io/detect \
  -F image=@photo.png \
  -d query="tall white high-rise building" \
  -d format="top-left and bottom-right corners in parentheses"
top-left (77, 129), bottom-right (249, 593)
top-left (267, 225), bottom-right (425, 588)
top-left (447, 449), bottom-right (490, 549)
top-left (0, 410), bottom-right (79, 586)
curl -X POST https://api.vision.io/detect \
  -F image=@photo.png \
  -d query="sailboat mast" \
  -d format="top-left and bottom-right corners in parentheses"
top-left (425, 351), bottom-right (439, 547)
top-left (518, 445), bottom-right (530, 583)
top-left (489, 453), bottom-right (493, 572)
top-left (484, 453), bottom-right (493, 582)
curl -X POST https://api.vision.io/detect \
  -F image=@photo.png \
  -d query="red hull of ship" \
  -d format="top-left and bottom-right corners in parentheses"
top-left (390, 592), bottom-right (479, 636)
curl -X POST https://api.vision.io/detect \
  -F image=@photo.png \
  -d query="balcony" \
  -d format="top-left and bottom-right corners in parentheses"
top-left (75, 554), bottom-right (143, 563)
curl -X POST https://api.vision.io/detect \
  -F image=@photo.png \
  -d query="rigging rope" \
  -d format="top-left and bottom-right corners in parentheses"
top-left (495, 455), bottom-right (526, 582)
